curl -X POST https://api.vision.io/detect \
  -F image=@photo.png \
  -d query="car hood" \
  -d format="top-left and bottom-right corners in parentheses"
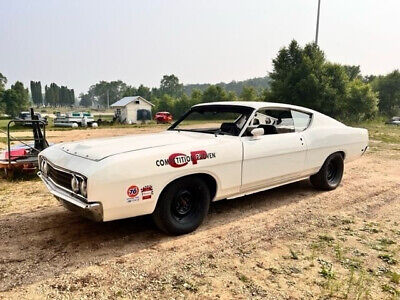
top-left (59, 131), bottom-right (215, 161)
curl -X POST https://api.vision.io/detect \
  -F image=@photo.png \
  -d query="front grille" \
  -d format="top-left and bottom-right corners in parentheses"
top-left (47, 164), bottom-right (73, 190)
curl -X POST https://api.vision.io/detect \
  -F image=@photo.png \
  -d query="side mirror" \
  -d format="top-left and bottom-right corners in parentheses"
top-left (251, 128), bottom-right (264, 137)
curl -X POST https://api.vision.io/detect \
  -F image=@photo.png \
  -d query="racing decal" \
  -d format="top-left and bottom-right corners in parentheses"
top-left (126, 185), bottom-right (140, 202)
top-left (141, 185), bottom-right (153, 200)
top-left (156, 150), bottom-right (216, 168)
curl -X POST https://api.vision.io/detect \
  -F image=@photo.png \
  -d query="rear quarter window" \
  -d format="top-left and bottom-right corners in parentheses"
top-left (291, 110), bottom-right (312, 132)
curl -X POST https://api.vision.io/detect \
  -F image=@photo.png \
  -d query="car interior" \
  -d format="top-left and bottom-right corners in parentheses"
top-left (244, 109), bottom-right (307, 136)
top-left (169, 105), bottom-right (311, 137)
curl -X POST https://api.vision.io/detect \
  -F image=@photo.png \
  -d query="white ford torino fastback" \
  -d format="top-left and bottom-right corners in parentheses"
top-left (38, 102), bottom-right (368, 234)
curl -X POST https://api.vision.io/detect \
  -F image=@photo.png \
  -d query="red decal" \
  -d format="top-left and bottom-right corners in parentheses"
top-left (141, 185), bottom-right (153, 200)
top-left (142, 186), bottom-right (153, 192)
top-left (168, 153), bottom-right (189, 168)
top-left (127, 185), bottom-right (139, 198)
top-left (190, 150), bottom-right (207, 165)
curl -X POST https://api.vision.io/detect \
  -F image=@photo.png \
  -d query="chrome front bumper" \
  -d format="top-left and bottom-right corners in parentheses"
top-left (38, 171), bottom-right (103, 221)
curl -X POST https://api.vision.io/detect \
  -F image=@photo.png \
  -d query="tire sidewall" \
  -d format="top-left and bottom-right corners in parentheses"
top-left (154, 177), bottom-right (210, 235)
top-left (323, 153), bottom-right (344, 189)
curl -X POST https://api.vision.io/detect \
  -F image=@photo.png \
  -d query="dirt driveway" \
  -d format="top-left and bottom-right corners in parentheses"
top-left (0, 128), bottom-right (400, 299)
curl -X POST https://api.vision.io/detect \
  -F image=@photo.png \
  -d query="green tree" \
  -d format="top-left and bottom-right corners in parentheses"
top-left (158, 74), bottom-right (183, 98)
top-left (0, 72), bottom-right (7, 113)
top-left (226, 91), bottom-right (238, 102)
top-left (240, 86), bottom-right (258, 101)
top-left (30, 81), bottom-right (43, 106)
top-left (343, 79), bottom-right (378, 122)
top-left (174, 94), bottom-right (191, 117)
top-left (201, 85), bottom-right (228, 103)
top-left (268, 40), bottom-right (377, 121)
top-left (122, 86), bottom-right (138, 97)
top-left (269, 40), bottom-right (327, 111)
top-left (372, 70), bottom-right (400, 115)
top-left (44, 83), bottom-right (60, 106)
top-left (2, 81), bottom-right (30, 117)
top-left (88, 80), bottom-right (128, 106)
top-left (137, 84), bottom-right (152, 100)
top-left (79, 93), bottom-right (92, 107)
top-left (343, 65), bottom-right (361, 81)
top-left (153, 94), bottom-right (175, 114)
top-left (190, 89), bottom-right (203, 105)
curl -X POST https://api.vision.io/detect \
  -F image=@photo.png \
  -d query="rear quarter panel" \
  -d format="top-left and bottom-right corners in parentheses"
top-left (303, 113), bottom-right (368, 174)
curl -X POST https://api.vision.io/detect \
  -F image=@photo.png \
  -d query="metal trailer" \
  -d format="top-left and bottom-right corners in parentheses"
top-left (0, 108), bottom-right (48, 178)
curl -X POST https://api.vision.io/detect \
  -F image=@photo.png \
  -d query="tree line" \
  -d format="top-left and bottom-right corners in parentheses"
top-left (30, 81), bottom-right (75, 107)
top-left (78, 41), bottom-right (400, 122)
top-left (1, 39), bottom-right (399, 120)
top-left (0, 74), bottom-right (30, 117)
top-left (44, 83), bottom-right (75, 107)
top-left (0, 77), bottom-right (76, 117)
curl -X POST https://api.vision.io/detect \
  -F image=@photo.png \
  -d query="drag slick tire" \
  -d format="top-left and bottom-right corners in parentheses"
top-left (152, 176), bottom-right (210, 235)
top-left (310, 152), bottom-right (344, 190)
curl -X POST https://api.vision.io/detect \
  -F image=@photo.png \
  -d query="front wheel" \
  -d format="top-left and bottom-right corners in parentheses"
top-left (152, 177), bottom-right (210, 235)
top-left (310, 153), bottom-right (344, 190)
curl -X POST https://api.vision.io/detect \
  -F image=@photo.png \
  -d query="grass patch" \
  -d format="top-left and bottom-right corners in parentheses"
top-left (289, 248), bottom-right (299, 260)
top-left (378, 254), bottom-right (397, 265)
top-left (382, 284), bottom-right (400, 296)
top-left (318, 259), bottom-right (335, 279)
top-left (356, 120), bottom-right (400, 144)
top-left (390, 272), bottom-right (400, 284)
top-left (319, 235), bottom-right (335, 243)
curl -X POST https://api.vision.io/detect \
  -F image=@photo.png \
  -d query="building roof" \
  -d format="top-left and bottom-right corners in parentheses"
top-left (110, 96), bottom-right (154, 107)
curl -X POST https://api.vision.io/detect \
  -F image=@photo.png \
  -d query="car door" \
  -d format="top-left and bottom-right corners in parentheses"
top-left (240, 108), bottom-right (308, 191)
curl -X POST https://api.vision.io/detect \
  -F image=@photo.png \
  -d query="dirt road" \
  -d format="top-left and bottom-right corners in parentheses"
top-left (1, 128), bottom-right (400, 299)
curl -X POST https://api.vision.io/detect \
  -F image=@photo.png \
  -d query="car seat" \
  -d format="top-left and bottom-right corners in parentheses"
top-left (258, 124), bottom-right (278, 135)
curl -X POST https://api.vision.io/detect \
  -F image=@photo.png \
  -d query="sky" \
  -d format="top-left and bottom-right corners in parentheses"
top-left (0, 0), bottom-right (399, 95)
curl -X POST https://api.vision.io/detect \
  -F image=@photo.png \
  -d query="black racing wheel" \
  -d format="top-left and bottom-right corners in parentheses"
top-left (310, 153), bottom-right (344, 190)
top-left (152, 176), bottom-right (210, 235)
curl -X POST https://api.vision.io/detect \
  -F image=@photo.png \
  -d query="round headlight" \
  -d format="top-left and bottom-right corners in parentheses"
top-left (80, 180), bottom-right (87, 197)
top-left (71, 175), bottom-right (80, 193)
top-left (42, 160), bottom-right (48, 176)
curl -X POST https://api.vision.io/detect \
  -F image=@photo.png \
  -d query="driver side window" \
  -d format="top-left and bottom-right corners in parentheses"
top-left (246, 108), bottom-right (312, 136)
top-left (247, 108), bottom-right (295, 136)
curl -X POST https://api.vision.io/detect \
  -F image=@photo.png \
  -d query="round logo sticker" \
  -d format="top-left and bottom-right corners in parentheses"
top-left (127, 185), bottom-right (139, 198)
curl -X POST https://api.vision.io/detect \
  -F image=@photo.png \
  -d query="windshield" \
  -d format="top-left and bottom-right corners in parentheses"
top-left (169, 105), bottom-right (254, 136)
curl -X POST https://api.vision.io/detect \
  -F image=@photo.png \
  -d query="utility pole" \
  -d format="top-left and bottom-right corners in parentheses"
top-left (315, 0), bottom-right (321, 45)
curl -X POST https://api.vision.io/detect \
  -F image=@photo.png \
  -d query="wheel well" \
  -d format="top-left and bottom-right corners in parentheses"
top-left (337, 151), bottom-right (345, 160)
top-left (161, 174), bottom-right (217, 201)
top-left (327, 151), bottom-right (345, 161)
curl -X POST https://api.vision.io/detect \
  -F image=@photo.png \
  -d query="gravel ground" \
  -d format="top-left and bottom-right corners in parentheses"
top-left (0, 127), bottom-right (399, 299)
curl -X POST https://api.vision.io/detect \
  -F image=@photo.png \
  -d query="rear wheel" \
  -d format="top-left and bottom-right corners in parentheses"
top-left (152, 177), bottom-right (210, 235)
top-left (310, 153), bottom-right (344, 190)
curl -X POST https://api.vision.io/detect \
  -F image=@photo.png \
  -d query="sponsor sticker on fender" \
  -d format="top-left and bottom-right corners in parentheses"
top-left (141, 185), bottom-right (154, 200)
top-left (126, 185), bottom-right (140, 202)
top-left (156, 150), bottom-right (216, 168)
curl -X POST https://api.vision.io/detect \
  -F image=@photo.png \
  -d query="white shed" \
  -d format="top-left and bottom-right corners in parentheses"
top-left (111, 96), bottom-right (154, 124)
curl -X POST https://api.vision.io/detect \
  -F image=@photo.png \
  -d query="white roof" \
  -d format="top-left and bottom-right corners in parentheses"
top-left (110, 96), bottom-right (154, 107)
top-left (193, 101), bottom-right (315, 114)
